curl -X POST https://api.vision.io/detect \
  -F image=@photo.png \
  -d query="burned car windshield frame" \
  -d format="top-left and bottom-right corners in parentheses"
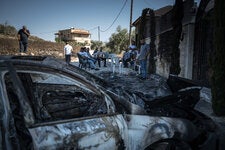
top-left (19, 70), bottom-right (95, 93)
top-left (2, 64), bottom-right (117, 124)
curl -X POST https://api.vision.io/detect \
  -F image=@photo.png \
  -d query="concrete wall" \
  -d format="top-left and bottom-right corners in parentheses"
top-left (155, 23), bottom-right (195, 79)
top-left (154, 0), bottom-right (197, 79)
top-left (155, 57), bottom-right (170, 78)
top-left (179, 23), bottom-right (195, 79)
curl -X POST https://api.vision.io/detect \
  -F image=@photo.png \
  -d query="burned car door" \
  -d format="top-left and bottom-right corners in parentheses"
top-left (3, 66), bottom-right (128, 150)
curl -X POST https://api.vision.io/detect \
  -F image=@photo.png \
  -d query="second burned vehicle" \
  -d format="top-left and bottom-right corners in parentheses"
top-left (0, 56), bottom-right (223, 150)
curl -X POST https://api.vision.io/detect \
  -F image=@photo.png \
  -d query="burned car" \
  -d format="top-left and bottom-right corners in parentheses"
top-left (0, 56), bottom-right (223, 150)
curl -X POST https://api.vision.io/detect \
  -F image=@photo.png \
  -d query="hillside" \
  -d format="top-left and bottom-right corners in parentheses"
top-left (0, 34), bottom-right (80, 61)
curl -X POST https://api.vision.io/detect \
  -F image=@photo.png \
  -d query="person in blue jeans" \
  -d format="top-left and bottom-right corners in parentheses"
top-left (137, 38), bottom-right (150, 80)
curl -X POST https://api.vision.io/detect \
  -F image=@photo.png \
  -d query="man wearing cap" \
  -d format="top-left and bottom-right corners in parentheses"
top-left (17, 25), bottom-right (30, 53)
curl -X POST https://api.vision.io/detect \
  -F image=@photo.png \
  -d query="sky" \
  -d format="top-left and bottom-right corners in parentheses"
top-left (0, 0), bottom-right (199, 42)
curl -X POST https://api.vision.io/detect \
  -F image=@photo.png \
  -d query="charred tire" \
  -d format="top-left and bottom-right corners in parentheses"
top-left (144, 138), bottom-right (192, 150)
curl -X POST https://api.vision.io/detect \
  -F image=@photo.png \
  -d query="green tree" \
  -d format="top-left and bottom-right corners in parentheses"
top-left (0, 23), bottom-right (17, 36)
top-left (91, 40), bottom-right (103, 50)
top-left (106, 26), bottom-right (129, 54)
top-left (211, 0), bottom-right (225, 116)
top-left (55, 37), bottom-right (61, 43)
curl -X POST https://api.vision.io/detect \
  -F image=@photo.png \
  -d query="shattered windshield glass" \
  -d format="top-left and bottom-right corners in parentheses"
top-left (30, 71), bottom-right (84, 85)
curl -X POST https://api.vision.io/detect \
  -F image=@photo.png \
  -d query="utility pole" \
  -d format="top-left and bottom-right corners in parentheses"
top-left (128, 0), bottom-right (133, 46)
top-left (98, 26), bottom-right (100, 41)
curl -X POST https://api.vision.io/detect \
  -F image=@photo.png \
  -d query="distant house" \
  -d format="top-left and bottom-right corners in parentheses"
top-left (55, 28), bottom-right (91, 46)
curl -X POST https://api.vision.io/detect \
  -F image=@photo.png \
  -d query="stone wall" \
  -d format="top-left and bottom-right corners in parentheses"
top-left (155, 0), bottom-right (196, 79)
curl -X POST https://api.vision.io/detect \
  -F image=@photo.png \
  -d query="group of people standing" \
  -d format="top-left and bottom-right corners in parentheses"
top-left (122, 38), bottom-right (150, 80)
top-left (17, 25), bottom-right (150, 79)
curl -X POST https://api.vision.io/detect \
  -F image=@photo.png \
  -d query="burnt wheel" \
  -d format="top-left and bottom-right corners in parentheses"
top-left (145, 138), bottom-right (192, 150)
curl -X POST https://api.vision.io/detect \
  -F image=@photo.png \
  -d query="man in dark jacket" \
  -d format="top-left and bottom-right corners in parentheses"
top-left (97, 47), bottom-right (107, 67)
top-left (17, 25), bottom-right (30, 53)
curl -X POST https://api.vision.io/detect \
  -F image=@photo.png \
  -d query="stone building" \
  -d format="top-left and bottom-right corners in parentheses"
top-left (132, 0), bottom-right (200, 81)
top-left (55, 28), bottom-right (91, 47)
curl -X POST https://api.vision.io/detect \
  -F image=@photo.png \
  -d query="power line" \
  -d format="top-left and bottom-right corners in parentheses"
top-left (34, 0), bottom-right (127, 40)
top-left (144, 0), bottom-right (152, 6)
top-left (128, 0), bottom-right (133, 46)
top-left (100, 0), bottom-right (128, 32)
top-left (33, 31), bottom-right (58, 35)
top-left (88, 26), bottom-right (99, 31)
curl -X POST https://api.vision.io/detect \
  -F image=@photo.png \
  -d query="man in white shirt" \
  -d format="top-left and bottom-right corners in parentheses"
top-left (64, 42), bottom-right (73, 64)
